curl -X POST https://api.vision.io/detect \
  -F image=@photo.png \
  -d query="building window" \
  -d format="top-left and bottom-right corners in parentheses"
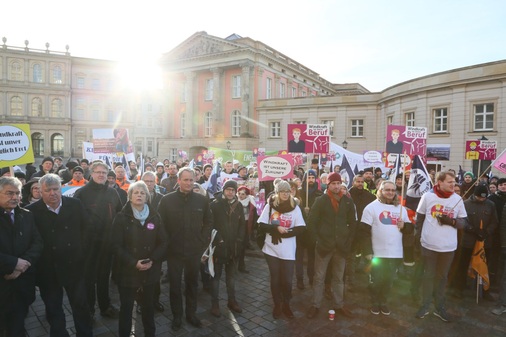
top-left (11, 62), bottom-right (22, 81)
top-left (270, 121), bottom-right (281, 137)
top-left (205, 112), bottom-right (212, 137)
top-left (33, 64), bottom-right (43, 83)
top-left (76, 98), bottom-right (85, 120)
top-left (77, 77), bottom-right (85, 88)
top-left (474, 103), bottom-right (494, 131)
top-left (205, 79), bottom-right (214, 101)
top-left (53, 65), bottom-right (62, 84)
top-left (280, 83), bottom-right (286, 98)
top-left (91, 100), bottom-right (100, 120)
top-left (294, 120), bottom-right (306, 124)
top-left (10, 96), bottom-right (23, 116)
top-left (32, 133), bottom-right (44, 157)
top-left (301, 91), bottom-right (307, 97)
top-left (147, 140), bottom-right (153, 152)
top-left (31, 97), bottom-right (42, 117)
top-left (180, 113), bottom-right (186, 137)
top-left (51, 133), bottom-right (64, 156)
top-left (387, 115), bottom-right (393, 125)
top-left (171, 148), bottom-right (178, 162)
top-left (232, 110), bottom-right (241, 136)
top-left (351, 119), bottom-right (364, 137)
top-left (92, 78), bottom-right (100, 90)
top-left (107, 109), bottom-right (114, 122)
top-left (405, 111), bottom-right (415, 126)
top-left (291, 87), bottom-right (296, 97)
top-left (433, 108), bottom-right (448, 133)
top-left (232, 75), bottom-right (241, 98)
top-left (51, 98), bottom-right (63, 118)
top-left (266, 78), bottom-right (272, 99)
top-left (321, 119), bottom-right (334, 136)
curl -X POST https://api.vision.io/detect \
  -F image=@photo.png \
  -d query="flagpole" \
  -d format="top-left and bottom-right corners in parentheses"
top-left (460, 161), bottom-right (495, 202)
top-left (399, 152), bottom-right (407, 231)
top-left (305, 153), bottom-right (311, 216)
top-left (477, 275), bottom-right (480, 304)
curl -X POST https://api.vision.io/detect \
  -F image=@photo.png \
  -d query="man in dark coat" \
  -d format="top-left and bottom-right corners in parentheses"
top-left (0, 177), bottom-right (43, 337)
top-left (488, 177), bottom-right (506, 287)
top-left (74, 161), bottom-right (122, 319)
top-left (27, 174), bottom-right (93, 336)
top-left (32, 156), bottom-right (54, 178)
top-left (209, 180), bottom-right (245, 317)
top-left (306, 172), bottom-right (357, 319)
top-left (158, 167), bottom-right (212, 331)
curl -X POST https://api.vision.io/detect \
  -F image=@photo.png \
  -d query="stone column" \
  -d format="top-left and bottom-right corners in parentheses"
top-left (185, 71), bottom-right (196, 137)
top-left (240, 62), bottom-right (253, 136)
top-left (211, 67), bottom-right (223, 137)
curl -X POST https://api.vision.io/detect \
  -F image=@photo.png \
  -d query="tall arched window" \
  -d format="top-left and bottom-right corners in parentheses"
top-left (51, 133), bottom-right (64, 156)
top-left (232, 110), bottom-right (241, 136)
top-left (10, 96), bottom-right (23, 116)
top-left (33, 64), bottom-right (42, 83)
top-left (51, 98), bottom-right (63, 117)
top-left (205, 112), bottom-right (212, 137)
top-left (53, 65), bottom-right (62, 84)
top-left (180, 113), bottom-right (186, 138)
top-left (31, 97), bottom-right (43, 117)
top-left (32, 133), bottom-right (44, 157)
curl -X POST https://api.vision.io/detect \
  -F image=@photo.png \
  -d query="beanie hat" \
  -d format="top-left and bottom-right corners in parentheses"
top-left (80, 159), bottom-right (89, 165)
top-left (145, 163), bottom-right (154, 171)
top-left (42, 156), bottom-right (54, 165)
top-left (107, 170), bottom-right (116, 178)
top-left (223, 180), bottom-right (238, 191)
top-left (474, 184), bottom-right (489, 197)
top-left (72, 166), bottom-right (84, 174)
top-left (0, 167), bottom-right (10, 176)
top-left (14, 171), bottom-right (26, 179)
top-left (327, 172), bottom-right (342, 184)
top-left (306, 169), bottom-right (317, 178)
top-left (464, 171), bottom-right (474, 179)
top-left (237, 186), bottom-right (251, 195)
top-left (203, 163), bottom-right (212, 172)
top-left (275, 180), bottom-right (291, 193)
top-left (363, 167), bottom-right (373, 173)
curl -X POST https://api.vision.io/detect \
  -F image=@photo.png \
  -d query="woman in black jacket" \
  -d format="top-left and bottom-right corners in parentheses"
top-left (112, 181), bottom-right (168, 337)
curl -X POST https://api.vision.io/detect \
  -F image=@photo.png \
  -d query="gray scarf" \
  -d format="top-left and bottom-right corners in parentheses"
top-left (132, 204), bottom-right (149, 226)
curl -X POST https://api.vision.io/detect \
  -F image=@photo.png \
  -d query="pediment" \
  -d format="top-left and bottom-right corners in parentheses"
top-left (166, 33), bottom-right (243, 61)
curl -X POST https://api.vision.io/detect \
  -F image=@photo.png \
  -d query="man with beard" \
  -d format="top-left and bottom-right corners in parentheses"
top-left (296, 169), bottom-right (322, 290)
top-left (348, 174), bottom-right (376, 290)
top-left (306, 172), bottom-right (357, 319)
top-left (161, 163), bottom-right (179, 193)
top-left (363, 167), bottom-right (377, 195)
top-left (74, 161), bottom-right (123, 319)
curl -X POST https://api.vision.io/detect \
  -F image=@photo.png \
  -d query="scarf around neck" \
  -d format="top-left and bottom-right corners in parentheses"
top-left (433, 184), bottom-right (454, 199)
top-left (132, 203), bottom-right (149, 225)
top-left (326, 188), bottom-right (343, 213)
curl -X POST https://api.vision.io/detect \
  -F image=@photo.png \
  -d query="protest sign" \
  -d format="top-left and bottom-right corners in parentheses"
top-left (257, 155), bottom-right (294, 181)
top-left (0, 124), bottom-right (34, 167)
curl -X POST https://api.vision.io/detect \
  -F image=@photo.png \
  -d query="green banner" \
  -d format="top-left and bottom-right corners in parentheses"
top-left (208, 147), bottom-right (277, 166)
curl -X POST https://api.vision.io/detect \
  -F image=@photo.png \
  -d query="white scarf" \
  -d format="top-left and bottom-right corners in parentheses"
top-left (132, 204), bottom-right (149, 225)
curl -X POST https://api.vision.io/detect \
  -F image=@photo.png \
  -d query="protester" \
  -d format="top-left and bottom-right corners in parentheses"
top-left (32, 156), bottom-right (54, 178)
top-left (237, 186), bottom-right (258, 272)
top-left (21, 177), bottom-right (41, 207)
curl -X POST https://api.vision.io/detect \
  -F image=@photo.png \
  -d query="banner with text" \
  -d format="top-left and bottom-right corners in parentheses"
top-left (257, 155), bottom-right (294, 181)
top-left (92, 128), bottom-right (133, 154)
top-left (0, 124), bottom-right (34, 167)
top-left (287, 124), bottom-right (330, 154)
top-left (465, 140), bottom-right (497, 160)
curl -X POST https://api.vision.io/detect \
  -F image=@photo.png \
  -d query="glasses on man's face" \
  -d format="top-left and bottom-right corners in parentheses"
top-left (2, 191), bottom-right (21, 198)
top-left (93, 171), bottom-right (108, 175)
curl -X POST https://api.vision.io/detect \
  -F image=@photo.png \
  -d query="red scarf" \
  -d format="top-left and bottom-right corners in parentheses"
top-left (433, 184), bottom-right (454, 199)
top-left (326, 188), bottom-right (343, 213)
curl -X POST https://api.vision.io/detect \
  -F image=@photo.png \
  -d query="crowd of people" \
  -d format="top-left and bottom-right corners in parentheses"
top-left (1, 155), bottom-right (506, 336)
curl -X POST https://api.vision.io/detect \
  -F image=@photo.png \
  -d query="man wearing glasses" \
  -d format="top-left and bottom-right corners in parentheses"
top-left (0, 177), bottom-right (43, 337)
top-left (74, 161), bottom-right (123, 319)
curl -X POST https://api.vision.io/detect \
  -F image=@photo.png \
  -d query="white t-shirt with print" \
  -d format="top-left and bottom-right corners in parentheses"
top-left (416, 191), bottom-right (467, 252)
top-left (258, 204), bottom-right (306, 260)
top-left (362, 200), bottom-right (410, 258)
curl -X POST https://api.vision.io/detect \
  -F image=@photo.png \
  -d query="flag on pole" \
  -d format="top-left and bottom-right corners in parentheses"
top-left (188, 159), bottom-right (195, 169)
top-left (207, 161), bottom-right (222, 196)
top-left (405, 155), bottom-right (433, 212)
top-left (458, 165), bottom-right (465, 184)
top-left (139, 154), bottom-right (144, 179)
top-left (121, 154), bottom-right (131, 178)
top-left (104, 156), bottom-right (112, 170)
top-left (353, 164), bottom-right (359, 175)
top-left (492, 148), bottom-right (506, 174)
top-left (388, 154), bottom-right (403, 183)
top-left (339, 154), bottom-right (355, 189)
top-left (468, 220), bottom-right (490, 292)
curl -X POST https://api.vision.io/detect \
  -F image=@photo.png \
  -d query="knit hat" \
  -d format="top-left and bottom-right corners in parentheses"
top-left (275, 180), bottom-right (291, 193)
top-left (474, 184), bottom-right (489, 197)
top-left (306, 169), bottom-right (317, 178)
top-left (237, 186), bottom-right (251, 195)
top-left (66, 160), bottom-right (79, 169)
top-left (72, 166), bottom-right (84, 174)
top-left (42, 156), bottom-right (54, 165)
top-left (14, 171), bottom-right (26, 179)
top-left (80, 159), bottom-right (89, 165)
top-left (223, 180), bottom-right (238, 191)
top-left (464, 171), bottom-right (474, 179)
top-left (145, 163), bottom-right (154, 171)
top-left (327, 172), bottom-right (342, 184)
top-left (363, 167), bottom-right (373, 173)
top-left (0, 167), bottom-right (10, 176)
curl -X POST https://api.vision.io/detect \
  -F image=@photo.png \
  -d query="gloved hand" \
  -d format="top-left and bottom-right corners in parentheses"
top-left (271, 232), bottom-right (282, 245)
top-left (437, 214), bottom-right (454, 226)
top-left (476, 230), bottom-right (487, 242)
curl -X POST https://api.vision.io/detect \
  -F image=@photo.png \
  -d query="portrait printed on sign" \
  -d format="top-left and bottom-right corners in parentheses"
top-left (287, 124), bottom-right (330, 154)
top-left (385, 125), bottom-right (427, 157)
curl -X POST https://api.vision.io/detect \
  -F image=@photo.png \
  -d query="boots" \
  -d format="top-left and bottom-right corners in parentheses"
top-left (211, 302), bottom-right (221, 317)
top-left (228, 300), bottom-right (242, 313)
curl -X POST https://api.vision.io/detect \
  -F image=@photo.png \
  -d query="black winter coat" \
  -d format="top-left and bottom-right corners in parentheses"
top-left (158, 189), bottom-right (212, 258)
top-left (112, 203), bottom-right (168, 288)
top-left (26, 197), bottom-right (90, 287)
top-left (463, 196), bottom-right (498, 249)
top-left (0, 206), bottom-right (43, 308)
top-left (307, 193), bottom-right (357, 255)
top-left (210, 194), bottom-right (245, 263)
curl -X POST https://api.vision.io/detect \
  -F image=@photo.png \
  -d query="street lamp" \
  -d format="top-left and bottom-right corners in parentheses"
top-left (480, 135), bottom-right (488, 141)
top-left (226, 141), bottom-right (231, 150)
top-left (342, 140), bottom-right (348, 149)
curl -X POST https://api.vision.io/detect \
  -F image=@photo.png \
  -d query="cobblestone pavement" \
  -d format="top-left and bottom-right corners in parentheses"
top-left (25, 249), bottom-right (506, 336)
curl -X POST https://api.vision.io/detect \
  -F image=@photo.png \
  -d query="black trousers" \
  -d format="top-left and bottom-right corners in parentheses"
top-left (39, 278), bottom-right (93, 337)
top-left (167, 254), bottom-right (201, 318)
top-left (0, 292), bottom-right (30, 337)
top-left (85, 240), bottom-right (113, 313)
top-left (118, 284), bottom-right (155, 337)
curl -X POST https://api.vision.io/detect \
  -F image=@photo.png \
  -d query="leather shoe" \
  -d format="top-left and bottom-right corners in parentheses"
top-left (154, 302), bottom-right (164, 312)
top-left (238, 267), bottom-right (250, 274)
top-left (211, 303), bottom-right (221, 317)
top-left (282, 303), bottom-right (294, 319)
top-left (186, 315), bottom-right (202, 328)
top-left (228, 300), bottom-right (242, 313)
top-left (100, 306), bottom-right (119, 319)
top-left (337, 307), bottom-right (354, 318)
top-left (306, 306), bottom-right (319, 319)
top-left (172, 316), bottom-right (182, 331)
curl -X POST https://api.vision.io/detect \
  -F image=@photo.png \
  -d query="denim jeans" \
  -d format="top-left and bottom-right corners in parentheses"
top-left (421, 247), bottom-right (454, 310)
top-left (311, 248), bottom-right (346, 309)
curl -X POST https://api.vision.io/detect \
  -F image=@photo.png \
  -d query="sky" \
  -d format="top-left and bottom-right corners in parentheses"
top-left (2, 0), bottom-right (506, 92)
